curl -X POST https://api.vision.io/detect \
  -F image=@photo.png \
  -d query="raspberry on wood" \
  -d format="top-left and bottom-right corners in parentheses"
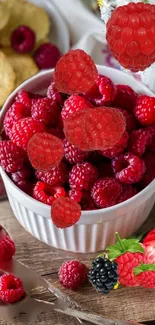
top-left (0, 274), bottom-right (25, 303)
top-left (59, 260), bottom-right (88, 290)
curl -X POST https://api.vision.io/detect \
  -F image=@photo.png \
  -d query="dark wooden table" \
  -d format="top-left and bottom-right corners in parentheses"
top-left (1, 200), bottom-right (155, 325)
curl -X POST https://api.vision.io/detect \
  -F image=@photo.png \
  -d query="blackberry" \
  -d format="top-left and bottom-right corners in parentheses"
top-left (88, 256), bottom-right (119, 294)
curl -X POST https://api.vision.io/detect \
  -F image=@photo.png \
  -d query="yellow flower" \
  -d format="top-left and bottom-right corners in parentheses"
top-left (97, 0), bottom-right (104, 7)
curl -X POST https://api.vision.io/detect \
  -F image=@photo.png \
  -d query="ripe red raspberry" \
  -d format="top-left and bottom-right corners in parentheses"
top-left (58, 260), bottom-right (88, 290)
top-left (11, 25), bottom-right (35, 53)
top-left (112, 153), bottom-right (146, 184)
top-left (128, 129), bottom-right (151, 156)
top-left (69, 162), bottom-right (98, 191)
top-left (35, 161), bottom-right (69, 186)
top-left (80, 191), bottom-right (96, 210)
top-left (0, 141), bottom-right (26, 173)
top-left (31, 97), bottom-right (60, 126)
top-left (33, 181), bottom-right (66, 205)
top-left (0, 231), bottom-right (15, 262)
top-left (61, 94), bottom-right (93, 121)
top-left (28, 133), bottom-right (63, 171)
top-left (134, 264), bottom-right (155, 288)
top-left (84, 75), bottom-right (116, 106)
top-left (112, 85), bottom-right (137, 113)
top-left (106, 2), bottom-right (155, 72)
top-left (63, 138), bottom-right (89, 164)
top-left (116, 185), bottom-right (137, 204)
top-left (47, 81), bottom-right (64, 105)
top-left (4, 102), bottom-right (31, 138)
top-left (10, 117), bottom-right (45, 150)
top-left (147, 125), bottom-right (155, 152)
top-left (54, 49), bottom-right (98, 94)
top-left (15, 90), bottom-right (32, 110)
top-left (139, 152), bottom-right (155, 188)
top-left (10, 165), bottom-right (33, 184)
top-left (117, 108), bottom-right (136, 132)
top-left (34, 43), bottom-right (61, 69)
top-left (143, 229), bottom-right (155, 246)
top-left (51, 197), bottom-right (81, 228)
top-left (134, 95), bottom-right (155, 126)
top-left (107, 233), bottom-right (147, 287)
top-left (0, 274), bottom-right (25, 303)
top-left (100, 131), bottom-right (128, 159)
top-left (68, 189), bottom-right (82, 203)
top-left (91, 177), bottom-right (122, 208)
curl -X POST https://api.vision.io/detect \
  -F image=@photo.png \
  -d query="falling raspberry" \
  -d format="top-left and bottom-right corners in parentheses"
top-left (34, 43), bottom-right (61, 69)
top-left (27, 133), bottom-right (64, 171)
top-left (51, 197), bottom-right (81, 228)
top-left (11, 25), bottom-right (36, 53)
top-left (54, 49), bottom-right (98, 94)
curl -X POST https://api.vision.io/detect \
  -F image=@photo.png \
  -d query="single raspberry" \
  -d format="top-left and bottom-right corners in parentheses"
top-left (112, 85), bottom-right (137, 113)
top-left (107, 233), bottom-right (147, 287)
top-left (58, 260), bottom-right (88, 290)
top-left (54, 49), bottom-right (98, 94)
top-left (35, 161), bottom-right (69, 186)
top-left (4, 102), bottom-right (31, 138)
top-left (106, 3), bottom-right (155, 72)
top-left (117, 108), bottom-right (136, 132)
top-left (83, 75), bottom-right (116, 106)
top-left (128, 129), bottom-right (151, 156)
top-left (139, 152), bottom-right (155, 188)
top-left (61, 94), bottom-right (93, 121)
top-left (34, 43), bottom-right (61, 69)
top-left (0, 141), bottom-right (26, 173)
top-left (63, 138), bottom-right (89, 164)
top-left (134, 264), bottom-right (155, 288)
top-left (116, 185), bottom-right (137, 204)
top-left (31, 97), bottom-right (60, 126)
top-left (143, 229), bottom-right (155, 246)
top-left (28, 133), bottom-right (64, 171)
top-left (80, 191), bottom-right (96, 210)
top-left (47, 81), bottom-right (64, 106)
top-left (0, 274), bottom-right (25, 303)
top-left (134, 95), bottom-right (155, 126)
top-left (51, 197), bottom-right (81, 228)
top-left (10, 117), bottom-right (45, 150)
top-left (10, 165), bottom-right (33, 184)
top-left (91, 177), bottom-right (122, 208)
top-left (84, 108), bottom-right (126, 150)
top-left (100, 131), bottom-right (128, 159)
top-left (33, 181), bottom-right (66, 205)
top-left (68, 189), bottom-right (82, 203)
top-left (0, 232), bottom-right (15, 262)
top-left (11, 25), bottom-right (36, 53)
top-left (112, 153), bottom-right (146, 184)
top-left (15, 90), bottom-right (32, 110)
top-left (69, 162), bottom-right (98, 191)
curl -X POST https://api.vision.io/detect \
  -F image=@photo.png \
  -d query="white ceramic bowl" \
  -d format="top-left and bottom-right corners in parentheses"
top-left (1, 66), bottom-right (155, 253)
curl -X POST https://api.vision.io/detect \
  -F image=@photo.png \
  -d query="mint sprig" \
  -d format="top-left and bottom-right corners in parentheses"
top-left (134, 264), bottom-right (155, 276)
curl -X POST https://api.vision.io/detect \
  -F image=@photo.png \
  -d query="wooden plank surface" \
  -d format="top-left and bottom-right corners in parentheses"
top-left (0, 200), bottom-right (155, 325)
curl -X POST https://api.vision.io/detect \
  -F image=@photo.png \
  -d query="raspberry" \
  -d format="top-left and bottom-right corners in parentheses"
top-left (4, 102), bottom-right (30, 138)
top-left (91, 177), bottom-right (122, 208)
top-left (107, 233), bottom-right (147, 287)
top-left (33, 181), bottom-right (66, 205)
top-left (134, 264), bottom-right (155, 288)
top-left (112, 153), bottom-right (146, 184)
top-left (0, 233), bottom-right (15, 262)
top-left (63, 138), bottom-right (89, 164)
top-left (10, 117), bottom-right (45, 150)
top-left (106, 3), bottom-right (155, 72)
top-left (100, 131), bottom-right (128, 159)
top-left (134, 95), bottom-right (155, 126)
top-left (68, 189), bottom-right (82, 203)
top-left (0, 141), bottom-right (26, 173)
top-left (47, 81), bottom-right (64, 105)
top-left (61, 94), bottom-right (93, 121)
top-left (69, 162), bottom-right (98, 191)
top-left (80, 191), bottom-right (96, 210)
top-left (84, 75), bottom-right (116, 106)
top-left (112, 85), bottom-right (137, 113)
top-left (10, 165), bottom-right (33, 184)
top-left (144, 241), bottom-right (155, 264)
top-left (143, 229), bottom-right (155, 246)
top-left (58, 260), bottom-right (88, 290)
top-left (116, 185), bottom-right (137, 204)
top-left (28, 133), bottom-right (63, 171)
top-left (34, 43), bottom-right (61, 69)
top-left (15, 90), bottom-right (32, 110)
top-left (51, 197), bottom-right (81, 228)
top-left (147, 125), bottom-right (155, 152)
top-left (11, 25), bottom-right (35, 53)
top-left (84, 108), bottom-right (126, 150)
top-left (35, 161), bottom-right (69, 186)
top-left (117, 108), bottom-right (136, 132)
top-left (31, 97), bottom-right (60, 126)
top-left (139, 152), bottom-right (155, 188)
top-left (0, 274), bottom-right (25, 303)
top-left (128, 129), bottom-right (151, 156)
top-left (54, 49), bottom-right (98, 94)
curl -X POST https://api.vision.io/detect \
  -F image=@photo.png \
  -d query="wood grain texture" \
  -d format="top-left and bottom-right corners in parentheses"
top-left (0, 200), bottom-right (155, 325)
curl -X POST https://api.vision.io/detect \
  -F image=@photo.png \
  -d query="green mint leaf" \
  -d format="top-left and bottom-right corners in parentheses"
top-left (134, 264), bottom-right (155, 275)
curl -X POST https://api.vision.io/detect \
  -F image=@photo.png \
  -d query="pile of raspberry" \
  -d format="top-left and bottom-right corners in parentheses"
top-left (1, 49), bottom-right (155, 229)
